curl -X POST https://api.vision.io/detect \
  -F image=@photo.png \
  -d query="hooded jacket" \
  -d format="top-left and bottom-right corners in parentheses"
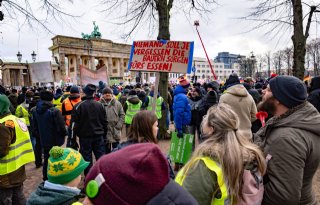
top-left (32, 101), bottom-right (66, 148)
top-left (219, 84), bottom-right (257, 138)
top-left (123, 95), bottom-right (141, 113)
top-left (173, 85), bottom-right (191, 133)
top-left (254, 102), bottom-right (320, 205)
top-left (27, 182), bottom-right (82, 205)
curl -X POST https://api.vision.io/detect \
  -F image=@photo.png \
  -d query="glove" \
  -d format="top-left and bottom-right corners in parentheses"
top-left (177, 131), bottom-right (184, 138)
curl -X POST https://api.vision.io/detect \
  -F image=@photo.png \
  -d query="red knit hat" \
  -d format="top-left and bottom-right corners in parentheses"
top-left (270, 73), bottom-right (278, 78)
top-left (84, 143), bottom-right (169, 205)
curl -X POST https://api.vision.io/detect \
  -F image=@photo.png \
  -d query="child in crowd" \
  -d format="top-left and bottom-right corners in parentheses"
top-left (27, 146), bottom-right (89, 205)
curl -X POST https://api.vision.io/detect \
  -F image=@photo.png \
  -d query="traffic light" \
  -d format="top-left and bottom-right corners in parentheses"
top-left (191, 76), bottom-right (194, 82)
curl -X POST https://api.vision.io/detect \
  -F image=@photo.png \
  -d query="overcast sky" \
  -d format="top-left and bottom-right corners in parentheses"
top-left (1, 0), bottom-right (319, 63)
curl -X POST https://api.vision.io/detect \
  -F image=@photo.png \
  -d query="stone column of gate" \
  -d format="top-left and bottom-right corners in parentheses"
top-left (19, 69), bottom-right (24, 86)
top-left (107, 57), bottom-right (113, 78)
top-left (119, 58), bottom-right (124, 80)
top-left (90, 56), bottom-right (95, 71)
top-left (59, 54), bottom-right (66, 79)
top-left (75, 55), bottom-right (81, 85)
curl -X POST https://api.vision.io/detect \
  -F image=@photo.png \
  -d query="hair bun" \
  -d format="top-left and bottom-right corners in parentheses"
top-left (49, 146), bottom-right (64, 159)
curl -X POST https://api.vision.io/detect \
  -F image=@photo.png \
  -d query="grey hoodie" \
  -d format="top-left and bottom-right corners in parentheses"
top-left (254, 102), bottom-right (320, 205)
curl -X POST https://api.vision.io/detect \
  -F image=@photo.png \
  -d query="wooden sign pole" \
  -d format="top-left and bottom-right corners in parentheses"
top-left (152, 72), bottom-right (160, 112)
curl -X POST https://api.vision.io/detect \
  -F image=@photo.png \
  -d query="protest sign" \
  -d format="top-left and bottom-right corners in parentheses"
top-left (128, 40), bottom-right (194, 73)
top-left (80, 65), bottom-right (108, 85)
top-left (29, 62), bottom-right (54, 83)
top-left (169, 132), bottom-right (194, 164)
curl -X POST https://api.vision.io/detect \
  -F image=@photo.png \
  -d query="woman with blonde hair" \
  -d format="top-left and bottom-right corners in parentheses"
top-left (175, 103), bottom-right (266, 205)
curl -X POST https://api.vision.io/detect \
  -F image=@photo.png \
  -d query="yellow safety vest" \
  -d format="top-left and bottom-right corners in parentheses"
top-left (115, 93), bottom-right (122, 100)
top-left (175, 157), bottom-right (229, 205)
top-left (15, 104), bottom-right (30, 126)
top-left (147, 96), bottom-right (163, 119)
top-left (53, 97), bottom-right (62, 111)
top-left (125, 101), bottom-right (142, 124)
top-left (0, 115), bottom-right (35, 175)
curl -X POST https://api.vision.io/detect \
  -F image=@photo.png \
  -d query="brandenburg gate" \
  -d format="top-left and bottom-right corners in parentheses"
top-left (49, 35), bottom-right (132, 85)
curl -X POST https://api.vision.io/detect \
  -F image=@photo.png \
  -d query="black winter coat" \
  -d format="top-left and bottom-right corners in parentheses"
top-left (71, 96), bottom-right (107, 138)
top-left (32, 101), bottom-right (66, 148)
top-left (308, 89), bottom-right (320, 112)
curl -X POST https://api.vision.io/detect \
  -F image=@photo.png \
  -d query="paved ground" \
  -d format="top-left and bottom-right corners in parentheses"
top-left (23, 128), bottom-right (320, 202)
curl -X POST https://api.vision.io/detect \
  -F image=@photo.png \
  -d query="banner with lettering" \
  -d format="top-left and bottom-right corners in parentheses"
top-left (128, 40), bottom-right (194, 73)
top-left (80, 65), bottom-right (108, 85)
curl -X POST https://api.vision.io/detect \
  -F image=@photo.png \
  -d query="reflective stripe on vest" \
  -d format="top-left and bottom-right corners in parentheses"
top-left (53, 97), bottom-right (62, 111)
top-left (63, 98), bottom-right (81, 126)
top-left (0, 115), bottom-right (35, 175)
top-left (125, 101), bottom-right (142, 124)
top-left (15, 105), bottom-right (30, 126)
top-left (175, 157), bottom-right (229, 205)
top-left (146, 96), bottom-right (163, 119)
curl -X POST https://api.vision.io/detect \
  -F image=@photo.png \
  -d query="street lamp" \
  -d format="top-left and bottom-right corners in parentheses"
top-left (31, 51), bottom-right (37, 62)
top-left (250, 51), bottom-right (256, 77)
top-left (17, 51), bottom-right (22, 62)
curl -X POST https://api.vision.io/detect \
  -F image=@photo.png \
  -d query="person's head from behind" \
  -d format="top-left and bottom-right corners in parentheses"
top-left (83, 143), bottom-right (168, 205)
top-left (47, 146), bottom-right (89, 187)
top-left (83, 143), bottom-right (198, 205)
top-left (197, 103), bottom-right (266, 203)
top-left (128, 110), bottom-right (158, 144)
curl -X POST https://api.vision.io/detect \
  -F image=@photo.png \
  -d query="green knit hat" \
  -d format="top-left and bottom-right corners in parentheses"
top-left (47, 146), bottom-right (89, 184)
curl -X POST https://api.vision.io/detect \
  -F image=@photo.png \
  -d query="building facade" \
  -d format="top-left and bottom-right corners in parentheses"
top-left (0, 61), bottom-right (31, 87)
top-left (49, 35), bottom-right (133, 85)
top-left (185, 57), bottom-right (240, 82)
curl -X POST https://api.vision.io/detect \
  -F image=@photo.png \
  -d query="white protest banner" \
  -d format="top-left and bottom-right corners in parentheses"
top-left (29, 62), bottom-right (54, 83)
top-left (128, 40), bottom-right (194, 73)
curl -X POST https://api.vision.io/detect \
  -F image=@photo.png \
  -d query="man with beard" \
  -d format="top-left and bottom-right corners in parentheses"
top-left (254, 76), bottom-right (320, 205)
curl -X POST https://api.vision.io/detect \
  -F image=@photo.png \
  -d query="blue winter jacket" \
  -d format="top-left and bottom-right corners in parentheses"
top-left (173, 85), bottom-right (191, 133)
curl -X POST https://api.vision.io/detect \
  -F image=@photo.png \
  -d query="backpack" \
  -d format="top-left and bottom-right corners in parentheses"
top-left (237, 168), bottom-right (264, 205)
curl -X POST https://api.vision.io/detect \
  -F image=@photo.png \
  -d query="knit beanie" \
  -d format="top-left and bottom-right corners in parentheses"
top-left (84, 143), bottom-right (169, 205)
top-left (269, 76), bottom-right (307, 109)
top-left (179, 78), bottom-right (190, 88)
top-left (70, 86), bottom-right (80, 94)
top-left (226, 73), bottom-right (240, 86)
top-left (83, 84), bottom-right (96, 96)
top-left (128, 90), bottom-right (137, 96)
top-left (40, 90), bottom-right (54, 101)
top-left (102, 87), bottom-right (113, 95)
top-left (112, 88), bottom-right (119, 95)
top-left (0, 95), bottom-right (10, 115)
top-left (47, 146), bottom-right (89, 185)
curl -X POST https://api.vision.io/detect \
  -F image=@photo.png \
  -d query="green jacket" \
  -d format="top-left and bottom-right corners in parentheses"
top-left (179, 160), bottom-right (220, 205)
top-left (254, 102), bottom-right (320, 205)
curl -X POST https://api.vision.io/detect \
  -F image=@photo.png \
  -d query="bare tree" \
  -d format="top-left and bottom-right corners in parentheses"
top-left (243, 0), bottom-right (320, 80)
top-left (282, 47), bottom-right (293, 75)
top-left (1, 0), bottom-right (79, 33)
top-left (306, 38), bottom-right (320, 76)
top-left (265, 51), bottom-right (272, 77)
top-left (99, 0), bottom-right (218, 138)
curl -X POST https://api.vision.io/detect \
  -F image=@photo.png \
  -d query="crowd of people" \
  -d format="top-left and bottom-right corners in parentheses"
top-left (0, 73), bottom-right (320, 205)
